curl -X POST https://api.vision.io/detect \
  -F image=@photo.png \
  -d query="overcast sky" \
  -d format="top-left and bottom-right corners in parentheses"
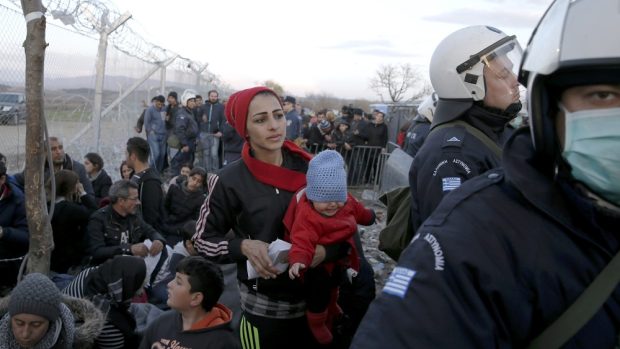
top-left (115, 0), bottom-right (551, 99)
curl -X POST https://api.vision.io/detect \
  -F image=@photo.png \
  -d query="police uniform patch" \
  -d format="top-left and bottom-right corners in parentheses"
top-left (442, 177), bottom-right (461, 191)
top-left (382, 267), bottom-right (416, 298)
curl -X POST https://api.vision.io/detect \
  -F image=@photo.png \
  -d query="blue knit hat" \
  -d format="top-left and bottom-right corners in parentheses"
top-left (306, 150), bottom-right (347, 203)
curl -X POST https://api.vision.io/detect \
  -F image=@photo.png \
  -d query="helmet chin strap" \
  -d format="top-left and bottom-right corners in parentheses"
top-left (475, 100), bottom-right (522, 120)
top-left (503, 101), bottom-right (522, 118)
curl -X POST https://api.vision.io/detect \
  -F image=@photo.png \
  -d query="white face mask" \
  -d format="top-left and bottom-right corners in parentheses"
top-left (560, 104), bottom-right (620, 206)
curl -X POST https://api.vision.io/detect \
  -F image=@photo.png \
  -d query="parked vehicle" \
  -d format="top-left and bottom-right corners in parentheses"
top-left (0, 92), bottom-right (26, 125)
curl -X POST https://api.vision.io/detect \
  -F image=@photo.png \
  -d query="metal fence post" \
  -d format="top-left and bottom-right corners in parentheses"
top-left (92, 11), bottom-right (131, 153)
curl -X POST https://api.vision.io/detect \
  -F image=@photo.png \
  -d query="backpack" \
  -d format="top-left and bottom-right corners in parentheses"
top-left (377, 186), bottom-right (414, 261)
top-left (378, 120), bottom-right (503, 261)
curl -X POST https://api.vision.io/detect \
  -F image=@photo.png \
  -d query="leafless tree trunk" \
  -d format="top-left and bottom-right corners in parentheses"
top-left (21, 0), bottom-right (53, 275)
top-left (263, 80), bottom-right (285, 96)
top-left (370, 63), bottom-right (424, 102)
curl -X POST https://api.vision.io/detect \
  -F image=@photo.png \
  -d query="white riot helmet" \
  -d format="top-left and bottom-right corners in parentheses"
top-left (430, 25), bottom-right (523, 126)
top-left (417, 92), bottom-right (438, 122)
top-left (180, 89), bottom-right (197, 107)
top-left (519, 0), bottom-right (620, 163)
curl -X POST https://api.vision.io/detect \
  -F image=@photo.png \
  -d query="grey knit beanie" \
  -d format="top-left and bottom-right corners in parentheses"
top-left (9, 273), bottom-right (61, 322)
top-left (306, 150), bottom-right (347, 203)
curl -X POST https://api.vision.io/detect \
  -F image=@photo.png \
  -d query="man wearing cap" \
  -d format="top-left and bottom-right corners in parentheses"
top-left (144, 95), bottom-right (167, 173)
top-left (283, 96), bottom-right (302, 141)
top-left (197, 90), bottom-right (225, 172)
top-left (170, 90), bottom-right (199, 176)
top-left (0, 273), bottom-right (75, 348)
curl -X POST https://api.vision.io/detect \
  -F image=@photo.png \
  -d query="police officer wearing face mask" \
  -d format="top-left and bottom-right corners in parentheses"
top-left (408, 25), bottom-right (523, 233)
top-left (351, 0), bottom-right (620, 348)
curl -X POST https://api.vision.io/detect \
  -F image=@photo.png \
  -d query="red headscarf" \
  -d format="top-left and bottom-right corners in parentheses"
top-left (225, 86), bottom-right (311, 192)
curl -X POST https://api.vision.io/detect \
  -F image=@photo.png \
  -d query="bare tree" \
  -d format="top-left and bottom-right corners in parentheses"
top-left (411, 80), bottom-right (434, 101)
top-left (370, 63), bottom-right (425, 102)
top-left (263, 80), bottom-right (285, 96)
top-left (21, 0), bottom-right (53, 275)
top-left (302, 92), bottom-right (340, 112)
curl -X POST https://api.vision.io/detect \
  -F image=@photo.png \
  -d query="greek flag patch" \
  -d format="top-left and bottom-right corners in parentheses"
top-left (442, 177), bottom-right (461, 192)
top-left (382, 267), bottom-right (416, 298)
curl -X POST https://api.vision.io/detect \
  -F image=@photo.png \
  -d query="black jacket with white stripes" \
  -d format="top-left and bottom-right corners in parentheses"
top-left (192, 149), bottom-right (309, 300)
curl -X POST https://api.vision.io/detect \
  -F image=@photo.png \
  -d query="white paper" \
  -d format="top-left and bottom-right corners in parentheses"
top-left (246, 239), bottom-right (292, 279)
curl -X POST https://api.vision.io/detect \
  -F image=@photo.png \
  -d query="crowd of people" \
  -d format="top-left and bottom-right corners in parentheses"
top-left (135, 89), bottom-right (390, 187)
top-left (0, 0), bottom-right (618, 347)
top-left (0, 87), bottom-right (382, 348)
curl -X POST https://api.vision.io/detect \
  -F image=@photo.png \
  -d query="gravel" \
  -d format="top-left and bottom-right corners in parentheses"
top-left (353, 188), bottom-right (397, 294)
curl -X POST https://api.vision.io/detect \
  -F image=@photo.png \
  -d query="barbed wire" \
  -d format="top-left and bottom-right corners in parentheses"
top-left (6, 0), bottom-right (206, 69)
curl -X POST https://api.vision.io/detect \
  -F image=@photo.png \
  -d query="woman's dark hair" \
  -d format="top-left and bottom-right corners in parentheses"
top-left (189, 167), bottom-right (206, 179)
top-left (188, 167), bottom-right (207, 189)
top-left (181, 220), bottom-right (197, 243)
top-left (85, 152), bottom-right (104, 171)
top-left (176, 256), bottom-right (224, 312)
top-left (54, 169), bottom-right (79, 198)
top-left (120, 160), bottom-right (134, 180)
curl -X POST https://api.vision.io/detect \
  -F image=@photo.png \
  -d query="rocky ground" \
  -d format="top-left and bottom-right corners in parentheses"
top-left (352, 188), bottom-right (397, 294)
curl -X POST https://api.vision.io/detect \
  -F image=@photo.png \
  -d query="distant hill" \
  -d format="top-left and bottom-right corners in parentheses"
top-left (0, 73), bottom-right (196, 92)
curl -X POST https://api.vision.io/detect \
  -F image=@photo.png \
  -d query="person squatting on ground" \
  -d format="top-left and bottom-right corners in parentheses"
top-left (48, 169), bottom-right (98, 274)
top-left (0, 158), bottom-right (28, 288)
top-left (0, 273), bottom-right (76, 349)
top-left (352, 0), bottom-right (620, 347)
top-left (87, 180), bottom-right (165, 265)
top-left (140, 256), bottom-right (240, 348)
top-left (62, 256), bottom-right (147, 349)
top-left (83, 152), bottom-right (112, 206)
top-left (14, 136), bottom-right (95, 198)
top-left (162, 167), bottom-right (207, 246)
top-left (285, 150), bottom-right (376, 345)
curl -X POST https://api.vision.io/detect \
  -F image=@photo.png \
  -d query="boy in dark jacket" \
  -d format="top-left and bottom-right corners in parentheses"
top-left (140, 256), bottom-right (240, 349)
top-left (162, 167), bottom-right (207, 245)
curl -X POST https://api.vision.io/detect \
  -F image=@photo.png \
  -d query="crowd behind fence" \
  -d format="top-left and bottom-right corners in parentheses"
top-left (306, 144), bottom-right (389, 190)
top-left (0, 0), bottom-right (220, 180)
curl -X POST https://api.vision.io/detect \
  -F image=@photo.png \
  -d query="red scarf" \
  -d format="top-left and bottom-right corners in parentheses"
top-left (242, 140), bottom-right (312, 192)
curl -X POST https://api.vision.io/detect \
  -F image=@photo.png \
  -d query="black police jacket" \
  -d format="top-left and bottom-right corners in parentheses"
top-left (402, 117), bottom-right (431, 158)
top-left (352, 128), bottom-right (620, 348)
top-left (408, 105), bottom-right (513, 232)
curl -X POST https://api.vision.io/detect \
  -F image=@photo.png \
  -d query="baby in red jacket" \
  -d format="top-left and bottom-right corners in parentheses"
top-left (284, 150), bottom-right (375, 345)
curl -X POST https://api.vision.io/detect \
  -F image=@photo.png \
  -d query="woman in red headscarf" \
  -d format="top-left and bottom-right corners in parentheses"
top-left (192, 87), bottom-right (335, 348)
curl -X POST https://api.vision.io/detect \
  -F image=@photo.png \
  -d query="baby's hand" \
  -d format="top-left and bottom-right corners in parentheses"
top-left (288, 263), bottom-right (306, 279)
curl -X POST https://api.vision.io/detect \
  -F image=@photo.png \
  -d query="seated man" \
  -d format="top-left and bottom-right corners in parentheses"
top-left (0, 159), bottom-right (28, 288)
top-left (86, 179), bottom-right (165, 265)
top-left (140, 256), bottom-right (240, 349)
top-left (13, 137), bottom-right (94, 197)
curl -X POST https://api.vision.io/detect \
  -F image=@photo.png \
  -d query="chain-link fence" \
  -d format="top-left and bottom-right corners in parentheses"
top-left (0, 0), bottom-right (222, 180)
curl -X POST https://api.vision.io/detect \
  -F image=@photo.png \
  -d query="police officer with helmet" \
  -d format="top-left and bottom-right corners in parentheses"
top-left (408, 25), bottom-right (523, 233)
top-left (352, 0), bottom-right (620, 347)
